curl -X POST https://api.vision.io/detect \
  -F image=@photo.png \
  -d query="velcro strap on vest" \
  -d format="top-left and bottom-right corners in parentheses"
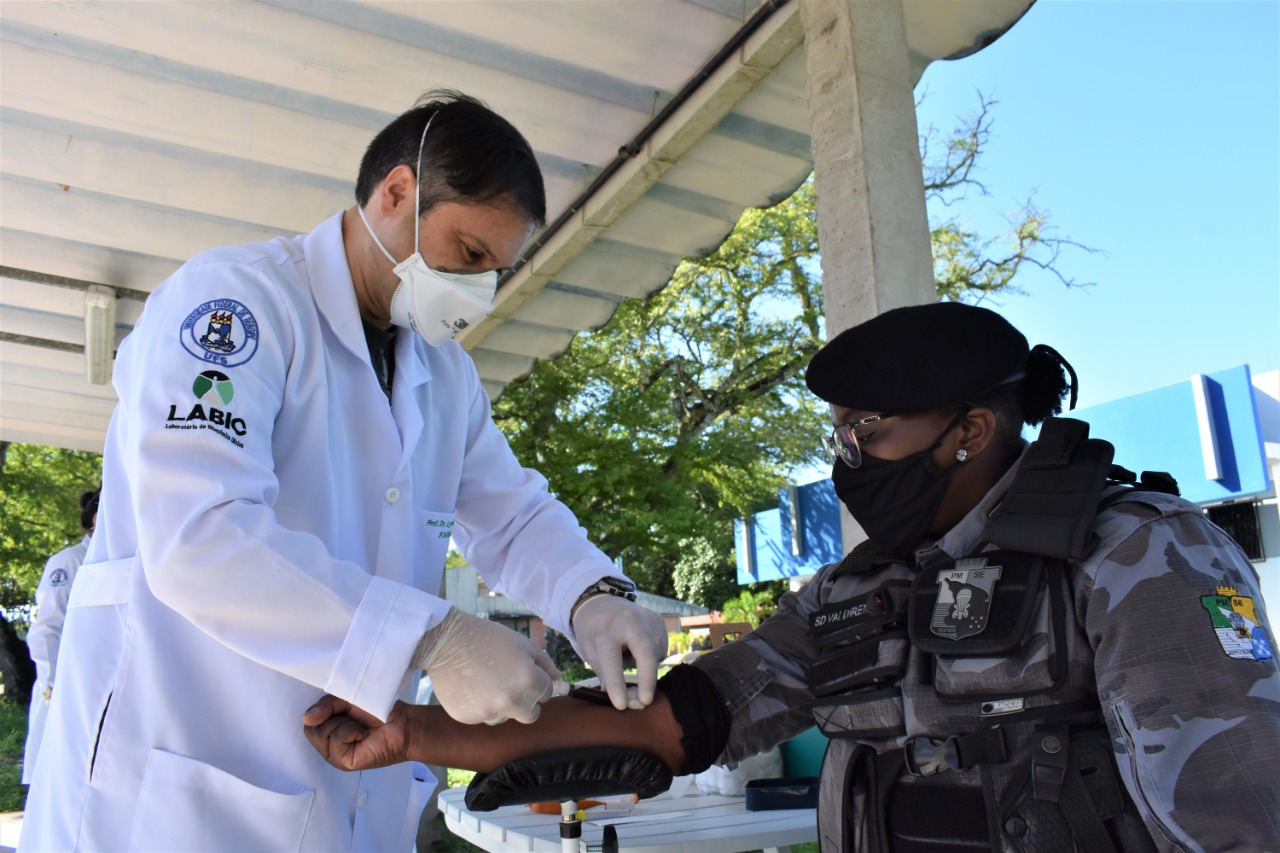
top-left (1031, 725), bottom-right (1069, 803)
top-left (954, 728), bottom-right (1009, 768)
top-left (904, 728), bottom-right (1008, 776)
top-left (806, 631), bottom-right (909, 697)
top-left (812, 688), bottom-right (905, 740)
top-left (985, 418), bottom-right (1114, 561)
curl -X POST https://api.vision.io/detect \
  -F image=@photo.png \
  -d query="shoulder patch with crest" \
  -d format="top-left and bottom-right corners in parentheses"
top-left (180, 298), bottom-right (259, 368)
top-left (1201, 586), bottom-right (1274, 661)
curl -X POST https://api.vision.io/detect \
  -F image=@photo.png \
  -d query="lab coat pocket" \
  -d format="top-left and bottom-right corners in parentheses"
top-left (416, 509), bottom-right (457, 587)
top-left (396, 762), bottom-right (438, 850)
top-left (68, 556), bottom-right (134, 608)
top-left (128, 748), bottom-right (315, 852)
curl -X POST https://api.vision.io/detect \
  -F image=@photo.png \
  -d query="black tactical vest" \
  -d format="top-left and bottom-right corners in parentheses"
top-left (807, 418), bottom-right (1177, 853)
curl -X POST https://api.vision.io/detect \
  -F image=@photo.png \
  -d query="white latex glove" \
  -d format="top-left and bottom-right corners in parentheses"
top-left (413, 607), bottom-right (564, 725)
top-left (572, 594), bottom-right (668, 711)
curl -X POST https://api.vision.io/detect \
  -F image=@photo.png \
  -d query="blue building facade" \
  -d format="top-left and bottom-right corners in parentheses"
top-left (736, 366), bottom-right (1280, 608)
top-left (734, 477), bottom-right (844, 584)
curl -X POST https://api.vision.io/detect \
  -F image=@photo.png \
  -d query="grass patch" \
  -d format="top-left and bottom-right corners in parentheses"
top-left (0, 697), bottom-right (27, 812)
top-left (446, 767), bottom-right (475, 789)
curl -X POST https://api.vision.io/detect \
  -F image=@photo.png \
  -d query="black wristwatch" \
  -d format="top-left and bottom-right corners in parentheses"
top-left (570, 576), bottom-right (637, 622)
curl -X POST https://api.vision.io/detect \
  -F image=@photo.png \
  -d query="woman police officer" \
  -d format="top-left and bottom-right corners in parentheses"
top-left (306, 302), bottom-right (1280, 852)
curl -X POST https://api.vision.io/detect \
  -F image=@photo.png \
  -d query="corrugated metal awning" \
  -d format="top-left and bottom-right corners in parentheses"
top-left (0, 0), bottom-right (1033, 452)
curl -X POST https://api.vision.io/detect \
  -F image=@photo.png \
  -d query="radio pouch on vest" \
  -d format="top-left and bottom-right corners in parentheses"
top-left (807, 584), bottom-right (911, 698)
top-left (908, 551), bottom-right (1066, 698)
top-left (984, 418), bottom-right (1115, 561)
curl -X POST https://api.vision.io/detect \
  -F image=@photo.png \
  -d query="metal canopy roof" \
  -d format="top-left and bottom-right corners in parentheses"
top-left (0, 0), bottom-right (1033, 453)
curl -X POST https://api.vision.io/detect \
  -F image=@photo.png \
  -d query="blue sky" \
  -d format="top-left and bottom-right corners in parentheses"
top-left (911, 0), bottom-right (1279, 410)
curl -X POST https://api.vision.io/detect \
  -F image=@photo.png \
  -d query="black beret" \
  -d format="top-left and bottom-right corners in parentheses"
top-left (805, 302), bottom-right (1029, 412)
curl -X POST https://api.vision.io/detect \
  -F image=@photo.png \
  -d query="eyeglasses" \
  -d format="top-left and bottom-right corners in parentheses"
top-left (822, 413), bottom-right (896, 469)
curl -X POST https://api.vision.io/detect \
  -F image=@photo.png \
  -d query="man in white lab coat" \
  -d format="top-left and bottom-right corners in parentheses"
top-left (21, 90), bottom-right (667, 852)
top-left (22, 488), bottom-right (99, 785)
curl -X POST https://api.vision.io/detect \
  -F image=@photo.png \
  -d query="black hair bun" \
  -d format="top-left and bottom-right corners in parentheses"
top-left (1021, 345), bottom-right (1075, 425)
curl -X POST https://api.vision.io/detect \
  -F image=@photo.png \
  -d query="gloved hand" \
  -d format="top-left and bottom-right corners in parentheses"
top-left (572, 594), bottom-right (668, 711)
top-left (414, 607), bottom-right (565, 725)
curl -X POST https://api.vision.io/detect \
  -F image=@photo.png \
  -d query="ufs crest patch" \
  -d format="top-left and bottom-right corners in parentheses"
top-left (931, 557), bottom-right (1002, 640)
top-left (180, 298), bottom-right (259, 367)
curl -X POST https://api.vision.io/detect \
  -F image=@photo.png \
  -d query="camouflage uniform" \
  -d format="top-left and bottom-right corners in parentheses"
top-left (693, 453), bottom-right (1280, 852)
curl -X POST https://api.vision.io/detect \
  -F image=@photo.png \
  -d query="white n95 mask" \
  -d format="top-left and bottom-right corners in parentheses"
top-left (357, 114), bottom-right (499, 346)
top-left (385, 256), bottom-right (496, 346)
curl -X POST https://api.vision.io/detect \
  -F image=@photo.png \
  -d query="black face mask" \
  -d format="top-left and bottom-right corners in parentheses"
top-left (830, 414), bottom-right (966, 559)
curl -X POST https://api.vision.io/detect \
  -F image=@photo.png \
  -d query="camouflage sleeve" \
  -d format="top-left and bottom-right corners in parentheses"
top-left (1080, 494), bottom-right (1280, 851)
top-left (692, 567), bottom-right (834, 765)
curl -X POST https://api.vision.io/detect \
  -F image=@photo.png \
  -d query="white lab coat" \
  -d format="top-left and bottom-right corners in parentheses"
top-left (22, 535), bottom-right (90, 785)
top-left (21, 212), bottom-right (619, 852)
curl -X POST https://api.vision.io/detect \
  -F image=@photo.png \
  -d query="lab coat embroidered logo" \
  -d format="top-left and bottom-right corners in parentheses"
top-left (930, 558), bottom-right (1002, 640)
top-left (202, 313), bottom-right (234, 351)
top-left (49, 568), bottom-right (69, 587)
top-left (180, 298), bottom-right (259, 367)
top-left (165, 371), bottom-right (249, 448)
top-left (193, 370), bottom-right (234, 406)
top-left (1200, 586), bottom-right (1274, 661)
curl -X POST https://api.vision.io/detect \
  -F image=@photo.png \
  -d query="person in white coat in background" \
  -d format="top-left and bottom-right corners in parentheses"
top-left (21, 487), bottom-right (99, 786)
top-left (21, 89), bottom-right (667, 853)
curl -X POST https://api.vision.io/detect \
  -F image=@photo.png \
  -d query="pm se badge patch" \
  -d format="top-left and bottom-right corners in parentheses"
top-left (1201, 586), bottom-right (1274, 661)
top-left (180, 298), bottom-right (259, 367)
top-left (49, 568), bottom-right (69, 587)
top-left (930, 558), bottom-right (1002, 640)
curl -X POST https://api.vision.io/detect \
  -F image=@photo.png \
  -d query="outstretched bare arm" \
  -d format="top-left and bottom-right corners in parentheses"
top-left (302, 691), bottom-right (686, 775)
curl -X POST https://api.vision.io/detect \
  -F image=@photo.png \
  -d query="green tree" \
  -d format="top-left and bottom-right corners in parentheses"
top-left (671, 537), bottom-right (740, 619)
top-left (920, 95), bottom-right (1094, 300)
top-left (0, 442), bottom-right (102, 614)
top-left (720, 589), bottom-right (777, 630)
top-left (493, 95), bottom-right (1091, 605)
top-left (494, 178), bottom-right (824, 600)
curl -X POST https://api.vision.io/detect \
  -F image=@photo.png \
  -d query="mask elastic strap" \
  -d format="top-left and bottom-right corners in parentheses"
top-left (355, 110), bottom-right (436, 268)
top-left (356, 205), bottom-right (398, 265)
top-left (412, 112), bottom-right (436, 259)
top-left (929, 405), bottom-right (973, 452)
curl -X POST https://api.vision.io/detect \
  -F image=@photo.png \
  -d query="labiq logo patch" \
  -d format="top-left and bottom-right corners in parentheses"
top-left (165, 370), bottom-right (248, 448)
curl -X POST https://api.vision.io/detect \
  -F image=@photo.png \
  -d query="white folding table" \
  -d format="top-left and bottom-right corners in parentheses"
top-left (439, 784), bottom-right (817, 853)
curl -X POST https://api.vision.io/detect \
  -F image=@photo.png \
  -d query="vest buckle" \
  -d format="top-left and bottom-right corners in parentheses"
top-left (904, 728), bottom-right (1008, 776)
top-left (903, 734), bottom-right (960, 776)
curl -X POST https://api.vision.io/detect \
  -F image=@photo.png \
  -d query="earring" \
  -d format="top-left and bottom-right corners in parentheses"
top-left (955, 449), bottom-right (969, 462)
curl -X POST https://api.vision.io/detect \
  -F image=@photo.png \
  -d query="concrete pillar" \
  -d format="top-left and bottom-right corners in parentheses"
top-left (799, 0), bottom-right (935, 329)
top-left (799, 0), bottom-right (937, 551)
